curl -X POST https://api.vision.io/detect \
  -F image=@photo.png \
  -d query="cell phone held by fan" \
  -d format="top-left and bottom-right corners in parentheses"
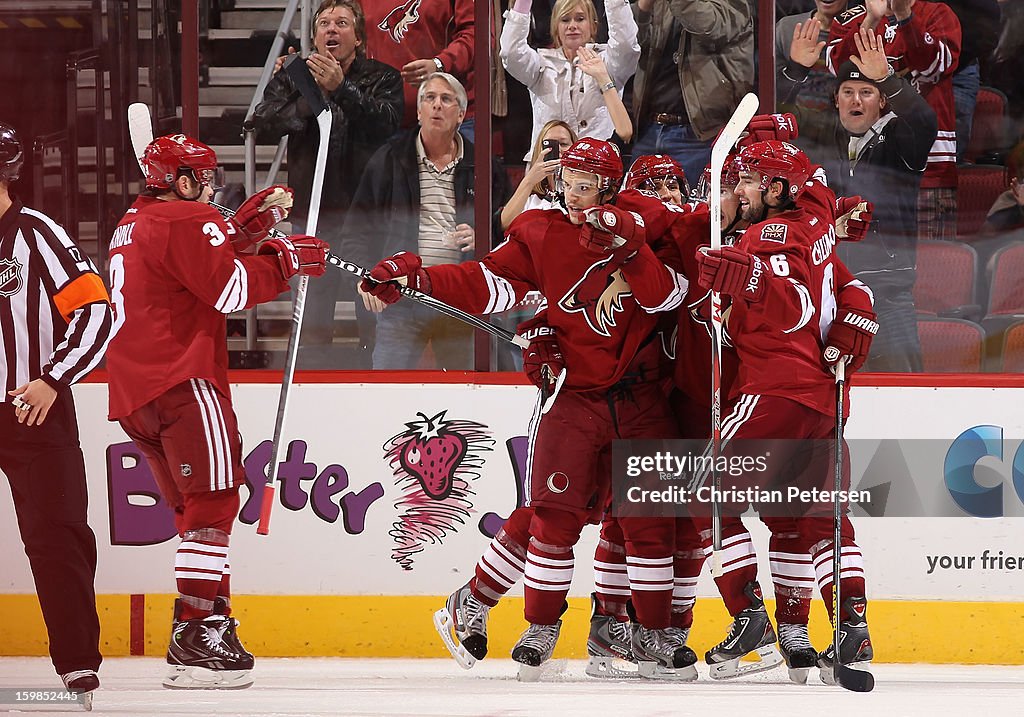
top-left (542, 139), bottom-right (560, 163)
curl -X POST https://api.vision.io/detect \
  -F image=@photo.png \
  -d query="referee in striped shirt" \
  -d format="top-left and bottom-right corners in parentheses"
top-left (0, 122), bottom-right (112, 696)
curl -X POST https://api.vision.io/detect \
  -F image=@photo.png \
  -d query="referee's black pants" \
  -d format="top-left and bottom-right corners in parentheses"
top-left (1, 394), bottom-right (102, 676)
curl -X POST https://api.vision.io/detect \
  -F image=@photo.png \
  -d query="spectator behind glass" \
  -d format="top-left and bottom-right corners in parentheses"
top-left (499, 0), bottom-right (640, 160)
top-left (984, 0), bottom-right (1024, 143)
top-left (937, 0), bottom-right (1000, 163)
top-left (980, 142), bottom-right (1024, 239)
top-left (776, 1), bottom-right (849, 155)
top-left (361, 0), bottom-right (476, 139)
top-left (630, 0), bottom-right (754, 190)
top-left (339, 73), bottom-right (509, 370)
top-left (826, 0), bottom-right (962, 243)
top-left (501, 120), bottom-right (578, 231)
top-left (251, 0), bottom-right (403, 367)
top-left (789, 22), bottom-right (938, 371)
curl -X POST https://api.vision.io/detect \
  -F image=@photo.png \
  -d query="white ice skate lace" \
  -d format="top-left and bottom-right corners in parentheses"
top-left (608, 619), bottom-right (632, 646)
top-left (664, 626), bottom-right (690, 645)
top-left (201, 621), bottom-right (243, 659)
top-left (462, 592), bottom-right (490, 637)
top-left (778, 622), bottom-right (813, 651)
top-left (637, 626), bottom-right (685, 657)
top-left (516, 624), bottom-right (560, 657)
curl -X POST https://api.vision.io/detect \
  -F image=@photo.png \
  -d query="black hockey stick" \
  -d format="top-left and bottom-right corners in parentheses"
top-left (832, 359), bottom-right (874, 693)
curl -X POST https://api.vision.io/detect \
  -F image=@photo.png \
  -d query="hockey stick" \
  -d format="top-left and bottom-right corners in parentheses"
top-left (830, 359), bottom-right (874, 693)
top-left (128, 102), bottom-right (154, 167)
top-left (707, 93), bottom-right (759, 577)
top-left (257, 55), bottom-right (333, 535)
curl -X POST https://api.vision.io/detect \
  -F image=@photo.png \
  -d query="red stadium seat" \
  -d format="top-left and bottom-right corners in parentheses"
top-left (966, 86), bottom-right (1009, 163)
top-left (913, 240), bottom-right (978, 315)
top-left (917, 318), bottom-right (985, 372)
top-left (957, 165), bottom-right (1008, 239)
top-left (985, 241), bottom-right (1024, 316)
top-left (1001, 321), bottom-right (1024, 373)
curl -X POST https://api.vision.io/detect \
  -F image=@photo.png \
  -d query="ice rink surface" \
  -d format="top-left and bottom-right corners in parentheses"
top-left (2, 657), bottom-right (1023, 716)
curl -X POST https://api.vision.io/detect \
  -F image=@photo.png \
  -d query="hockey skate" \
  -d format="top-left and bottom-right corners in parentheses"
top-left (433, 582), bottom-right (490, 669)
top-left (818, 596), bottom-right (873, 686)
top-left (632, 625), bottom-right (698, 681)
top-left (705, 582), bottom-right (784, 680)
top-left (164, 615), bottom-right (255, 689)
top-left (212, 597), bottom-right (254, 665)
top-left (511, 620), bottom-right (563, 682)
top-left (777, 622), bottom-right (818, 684)
top-left (61, 670), bottom-right (98, 710)
top-left (585, 594), bottom-right (638, 679)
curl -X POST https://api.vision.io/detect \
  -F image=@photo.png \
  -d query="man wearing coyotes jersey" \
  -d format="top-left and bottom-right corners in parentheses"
top-left (696, 140), bottom-right (874, 679)
top-left (365, 138), bottom-right (696, 680)
top-left (826, 0), bottom-right (961, 241)
top-left (105, 134), bottom-right (328, 689)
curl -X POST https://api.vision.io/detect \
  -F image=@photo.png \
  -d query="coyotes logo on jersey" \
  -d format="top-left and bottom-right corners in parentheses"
top-left (558, 257), bottom-right (632, 338)
top-left (378, 0), bottom-right (422, 43)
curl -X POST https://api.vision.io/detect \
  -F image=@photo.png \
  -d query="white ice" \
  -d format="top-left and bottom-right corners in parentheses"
top-left (2, 657), bottom-right (1022, 716)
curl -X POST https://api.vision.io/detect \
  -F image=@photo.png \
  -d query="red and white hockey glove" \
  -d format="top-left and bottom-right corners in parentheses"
top-left (230, 185), bottom-right (294, 251)
top-left (823, 308), bottom-right (879, 374)
top-left (258, 234), bottom-right (329, 280)
top-left (737, 113), bottom-right (798, 148)
top-left (835, 196), bottom-right (874, 242)
top-left (695, 246), bottom-right (770, 302)
top-left (359, 252), bottom-right (430, 305)
top-left (579, 205), bottom-right (646, 263)
top-left (520, 323), bottom-right (564, 391)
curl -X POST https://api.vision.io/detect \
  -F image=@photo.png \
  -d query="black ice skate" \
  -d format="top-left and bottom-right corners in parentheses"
top-left (631, 625), bottom-right (698, 682)
top-left (585, 593), bottom-right (638, 679)
top-left (818, 596), bottom-right (873, 686)
top-left (61, 669), bottom-right (98, 710)
top-left (778, 622), bottom-right (818, 684)
top-left (212, 597), bottom-right (254, 665)
top-left (433, 582), bottom-right (490, 669)
top-left (705, 582), bottom-right (784, 679)
top-left (164, 614), bottom-right (255, 689)
top-left (511, 619), bottom-right (563, 682)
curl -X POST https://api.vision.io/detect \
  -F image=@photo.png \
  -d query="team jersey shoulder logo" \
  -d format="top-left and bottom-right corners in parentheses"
top-left (760, 223), bottom-right (788, 244)
top-left (0, 257), bottom-right (24, 298)
top-left (559, 257), bottom-right (632, 338)
top-left (837, 5), bottom-right (865, 23)
top-left (378, 0), bottom-right (422, 43)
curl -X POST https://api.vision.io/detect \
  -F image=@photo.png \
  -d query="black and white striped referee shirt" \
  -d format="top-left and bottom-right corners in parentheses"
top-left (0, 196), bottom-right (113, 400)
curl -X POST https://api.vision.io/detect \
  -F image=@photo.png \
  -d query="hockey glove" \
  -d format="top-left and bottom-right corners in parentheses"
top-left (737, 113), bottom-right (798, 148)
top-left (823, 308), bottom-right (879, 374)
top-left (360, 252), bottom-right (431, 305)
top-left (520, 323), bottom-right (564, 392)
top-left (579, 205), bottom-right (646, 263)
top-left (695, 246), bottom-right (770, 302)
top-left (835, 196), bottom-right (874, 242)
top-left (230, 185), bottom-right (294, 251)
top-left (258, 235), bottom-right (329, 280)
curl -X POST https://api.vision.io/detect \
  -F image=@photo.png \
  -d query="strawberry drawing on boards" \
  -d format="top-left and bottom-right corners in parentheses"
top-left (397, 412), bottom-right (468, 500)
top-left (383, 410), bottom-right (494, 570)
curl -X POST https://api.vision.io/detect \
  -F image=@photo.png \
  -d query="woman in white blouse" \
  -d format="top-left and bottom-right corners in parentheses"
top-left (500, 0), bottom-right (640, 159)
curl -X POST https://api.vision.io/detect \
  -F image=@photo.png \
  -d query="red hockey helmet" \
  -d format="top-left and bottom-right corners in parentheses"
top-left (559, 138), bottom-right (623, 192)
top-left (0, 122), bottom-right (23, 183)
top-left (624, 154), bottom-right (690, 197)
top-left (734, 140), bottom-right (811, 200)
top-left (141, 134), bottom-right (224, 190)
top-left (695, 151), bottom-right (740, 201)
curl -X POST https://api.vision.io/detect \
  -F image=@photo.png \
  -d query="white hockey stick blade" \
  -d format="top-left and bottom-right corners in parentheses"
top-left (540, 367), bottom-right (567, 415)
top-left (432, 607), bottom-right (477, 670)
top-left (127, 102), bottom-right (154, 170)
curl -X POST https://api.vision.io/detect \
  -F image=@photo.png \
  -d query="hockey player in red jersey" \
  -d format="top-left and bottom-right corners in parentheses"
top-left (825, 0), bottom-right (961, 240)
top-left (105, 134), bottom-right (328, 689)
top-left (695, 140), bottom-right (874, 681)
top-left (366, 138), bottom-right (695, 680)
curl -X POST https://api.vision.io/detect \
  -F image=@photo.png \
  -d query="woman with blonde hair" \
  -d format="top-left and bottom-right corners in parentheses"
top-left (500, 120), bottom-right (577, 230)
top-left (500, 0), bottom-right (639, 159)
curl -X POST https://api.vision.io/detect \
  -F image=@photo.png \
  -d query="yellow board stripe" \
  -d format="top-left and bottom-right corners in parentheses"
top-left (2, 594), bottom-right (1023, 664)
top-left (20, 18), bottom-right (46, 28)
top-left (57, 17), bottom-right (83, 29)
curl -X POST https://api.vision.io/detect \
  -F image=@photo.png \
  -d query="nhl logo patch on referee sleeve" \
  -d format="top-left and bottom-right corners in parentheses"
top-left (760, 223), bottom-right (788, 244)
top-left (0, 257), bottom-right (23, 297)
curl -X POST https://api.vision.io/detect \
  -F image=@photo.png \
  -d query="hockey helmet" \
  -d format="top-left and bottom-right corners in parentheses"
top-left (559, 138), bottom-right (623, 192)
top-left (624, 154), bottom-right (690, 198)
top-left (695, 152), bottom-right (740, 201)
top-left (141, 134), bottom-right (224, 190)
top-left (733, 140), bottom-right (811, 200)
top-left (0, 123), bottom-right (23, 183)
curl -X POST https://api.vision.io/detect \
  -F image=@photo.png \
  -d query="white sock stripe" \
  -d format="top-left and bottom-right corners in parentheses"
top-left (523, 576), bottom-right (573, 591)
top-left (592, 560), bottom-right (628, 572)
top-left (483, 544), bottom-right (526, 580)
top-left (593, 571), bottom-right (630, 588)
top-left (174, 569), bottom-right (224, 581)
top-left (721, 555), bottom-right (759, 573)
top-left (769, 551), bottom-right (813, 562)
top-left (774, 575), bottom-right (817, 588)
top-left (527, 553), bottom-right (575, 569)
top-left (492, 540), bottom-right (527, 571)
top-left (480, 555), bottom-right (522, 589)
top-left (178, 541), bottom-right (229, 555)
top-left (721, 531), bottom-right (754, 550)
top-left (625, 555), bottom-right (674, 567)
top-left (595, 584), bottom-right (632, 597)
